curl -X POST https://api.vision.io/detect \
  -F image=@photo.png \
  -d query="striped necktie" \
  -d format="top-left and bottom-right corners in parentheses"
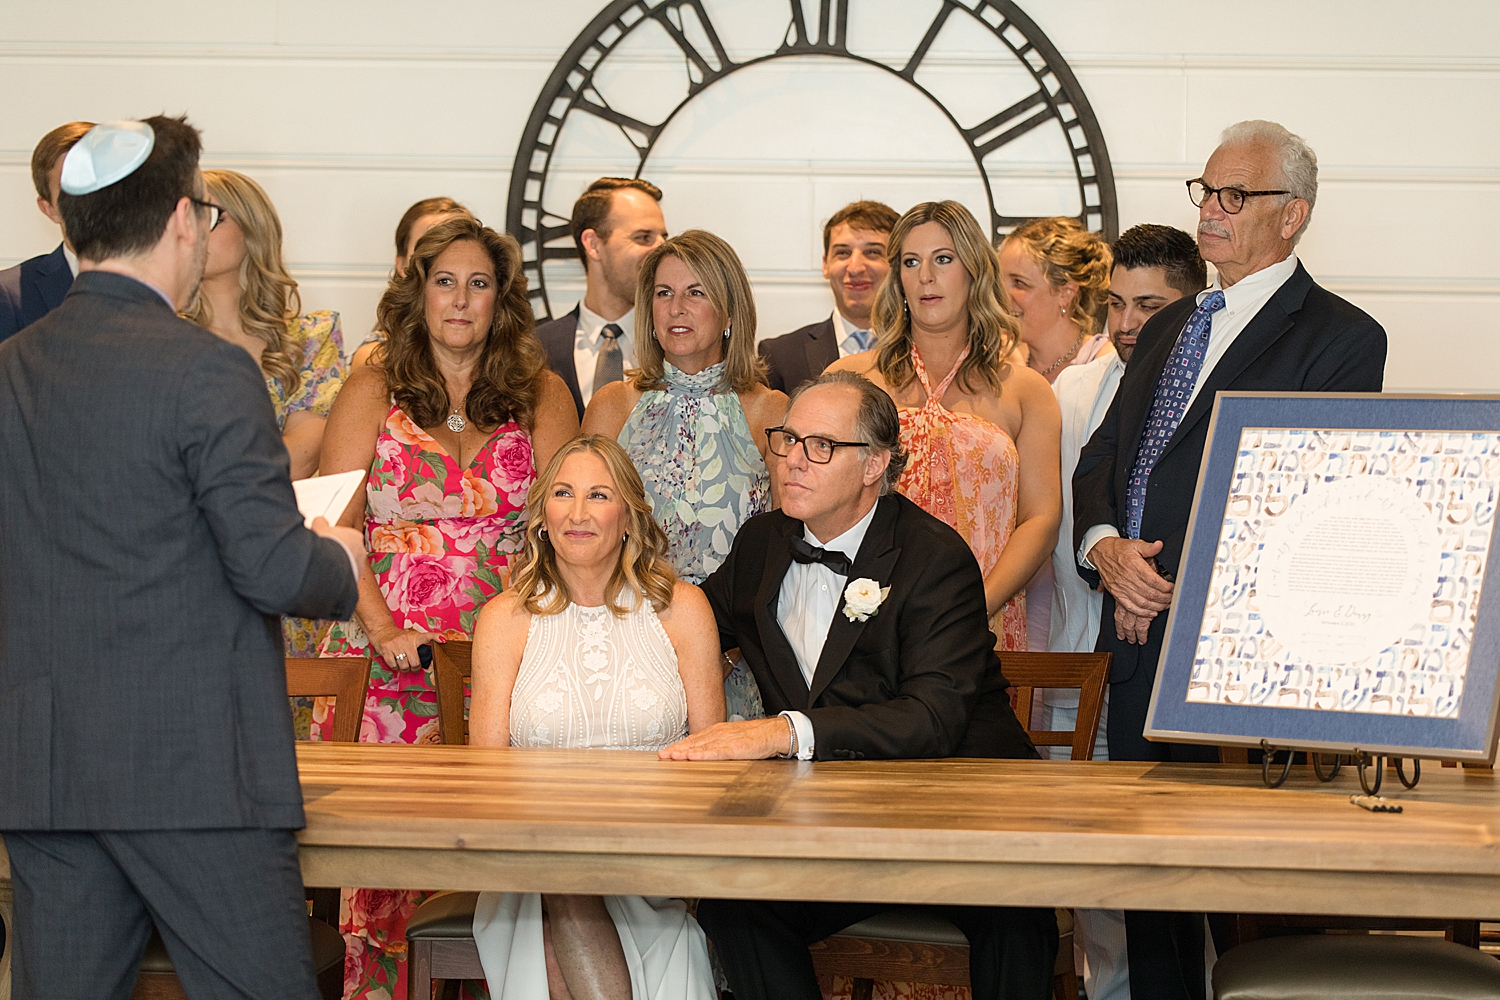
top-left (1124, 290), bottom-right (1226, 539)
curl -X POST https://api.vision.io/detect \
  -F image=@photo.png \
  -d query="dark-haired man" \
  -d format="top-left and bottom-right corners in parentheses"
top-left (759, 200), bottom-right (899, 392)
top-left (534, 176), bottom-right (667, 418)
top-left (0, 120), bottom-right (95, 342)
top-left (1042, 223), bottom-right (1205, 1000)
top-left (0, 117), bottom-right (363, 1000)
top-left (662, 371), bottom-right (1055, 1000)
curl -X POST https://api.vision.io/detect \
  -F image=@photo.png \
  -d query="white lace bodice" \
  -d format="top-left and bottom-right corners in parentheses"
top-left (510, 599), bottom-right (688, 751)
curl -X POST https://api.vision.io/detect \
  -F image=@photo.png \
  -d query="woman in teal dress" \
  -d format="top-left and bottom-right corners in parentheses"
top-left (583, 230), bottom-right (787, 720)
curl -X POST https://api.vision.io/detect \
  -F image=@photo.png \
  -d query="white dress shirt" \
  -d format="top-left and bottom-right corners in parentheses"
top-left (63, 244), bottom-right (79, 278)
top-left (1080, 253), bottom-right (1299, 565)
top-left (775, 500), bottom-right (880, 760)
top-left (831, 310), bottom-right (873, 358)
top-left (573, 302), bottom-right (635, 407)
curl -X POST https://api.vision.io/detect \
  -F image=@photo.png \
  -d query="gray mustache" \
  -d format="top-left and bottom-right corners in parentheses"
top-left (1198, 221), bottom-right (1232, 240)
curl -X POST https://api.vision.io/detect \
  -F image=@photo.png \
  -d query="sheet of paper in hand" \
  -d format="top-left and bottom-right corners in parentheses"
top-left (292, 469), bottom-right (367, 529)
top-left (1145, 393), bottom-right (1500, 762)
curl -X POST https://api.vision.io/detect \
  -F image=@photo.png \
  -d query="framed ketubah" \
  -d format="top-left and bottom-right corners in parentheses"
top-left (1144, 393), bottom-right (1500, 762)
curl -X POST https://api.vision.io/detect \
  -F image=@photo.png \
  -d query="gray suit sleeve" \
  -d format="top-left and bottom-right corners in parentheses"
top-left (178, 341), bottom-right (360, 620)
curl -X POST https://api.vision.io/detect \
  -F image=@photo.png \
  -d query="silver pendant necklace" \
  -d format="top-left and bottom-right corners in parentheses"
top-left (446, 408), bottom-right (467, 433)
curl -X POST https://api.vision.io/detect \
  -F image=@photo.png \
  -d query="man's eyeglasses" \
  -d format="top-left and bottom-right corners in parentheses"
top-left (765, 427), bottom-right (869, 464)
top-left (189, 197), bottom-right (227, 231)
top-left (1186, 179), bottom-right (1289, 215)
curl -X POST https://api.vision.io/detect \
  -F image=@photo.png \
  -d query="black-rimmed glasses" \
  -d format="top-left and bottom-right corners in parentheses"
top-left (1186, 179), bottom-right (1289, 214)
top-left (189, 197), bottom-right (227, 231)
top-left (765, 426), bottom-right (869, 464)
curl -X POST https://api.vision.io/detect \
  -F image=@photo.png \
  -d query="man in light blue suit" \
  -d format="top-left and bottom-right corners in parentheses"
top-left (0, 121), bottom-right (94, 342)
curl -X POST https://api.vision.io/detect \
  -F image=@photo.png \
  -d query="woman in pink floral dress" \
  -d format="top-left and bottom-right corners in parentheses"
top-left (318, 216), bottom-right (578, 999)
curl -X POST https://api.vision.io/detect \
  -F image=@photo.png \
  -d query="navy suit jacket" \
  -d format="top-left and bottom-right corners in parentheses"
top-left (535, 305), bottom-right (584, 419)
top-left (757, 317), bottom-right (839, 393)
top-left (0, 243), bottom-right (74, 343)
top-left (1072, 261), bottom-right (1387, 687)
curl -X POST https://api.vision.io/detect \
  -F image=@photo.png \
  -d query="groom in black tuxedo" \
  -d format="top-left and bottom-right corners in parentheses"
top-left (661, 371), bottom-right (1055, 1000)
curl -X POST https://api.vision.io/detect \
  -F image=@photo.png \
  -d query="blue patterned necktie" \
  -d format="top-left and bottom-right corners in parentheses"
top-left (1124, 290), bottom-right (1226, 539)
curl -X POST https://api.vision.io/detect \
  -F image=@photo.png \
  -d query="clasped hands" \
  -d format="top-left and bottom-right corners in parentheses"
top-left (659, 716), bottom-right (793, 761)
top-left (1088, 536), bottom-right (1174, 645)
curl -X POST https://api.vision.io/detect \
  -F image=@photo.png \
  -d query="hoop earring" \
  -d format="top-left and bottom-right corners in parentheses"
top-left (538, 527), bottom-right (548, 540)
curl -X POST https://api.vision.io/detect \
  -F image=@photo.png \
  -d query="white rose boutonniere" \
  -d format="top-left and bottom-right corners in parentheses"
top-left (842, 577), bottom-right (891, 622)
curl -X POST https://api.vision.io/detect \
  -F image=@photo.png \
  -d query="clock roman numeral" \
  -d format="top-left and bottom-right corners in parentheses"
top-left (575, 88), bottom-right (664, 158)
top-left (780, 0), bottom-right (849, 53)
top-left (964, 89), bottom-right (1055, 158)
top-left (651, 0), bottom-right (737, 93)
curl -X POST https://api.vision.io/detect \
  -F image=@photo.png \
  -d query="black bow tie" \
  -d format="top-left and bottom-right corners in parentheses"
top-left (789, 535), bottom-right (853, 576)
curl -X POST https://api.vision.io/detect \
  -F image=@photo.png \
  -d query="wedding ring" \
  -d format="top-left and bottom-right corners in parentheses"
top-left (395, 652), bottom-right (408, 663)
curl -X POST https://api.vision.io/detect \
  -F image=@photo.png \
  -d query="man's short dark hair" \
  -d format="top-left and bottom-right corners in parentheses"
top-left (1111, 224), bottom-right (1207, 298)
top-left (787, 370), bottom-right (908, 494)
top-left (569, 177), bottom-right (663, 254)
top-left (58, 115), bottom-right (204, 262)
top-left (31, 121), bottom-right (95, 203)
top-left (822, 200), bottom-right (900, 256)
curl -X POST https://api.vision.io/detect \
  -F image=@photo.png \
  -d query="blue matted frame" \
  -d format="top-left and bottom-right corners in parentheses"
top-left (1144, 392), bottom-right (1500, 762)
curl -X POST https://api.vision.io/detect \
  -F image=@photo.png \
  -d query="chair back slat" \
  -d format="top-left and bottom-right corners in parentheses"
top-left (432, 641), bottom-right (472, 745)
top-left (285, 657), bottom-right (372, 744)
top-left (997, 650), bottom-right (1111, 761)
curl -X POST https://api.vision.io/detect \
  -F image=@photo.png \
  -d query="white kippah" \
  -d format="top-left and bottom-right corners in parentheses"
top-left (60, 120), bottom-right (156, 195)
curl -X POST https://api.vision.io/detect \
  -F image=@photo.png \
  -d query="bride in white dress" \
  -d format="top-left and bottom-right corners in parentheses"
top-left (469, 434), bottom-right (725, 1000)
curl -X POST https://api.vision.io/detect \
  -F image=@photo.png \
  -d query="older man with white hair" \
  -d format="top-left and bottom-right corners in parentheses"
top-left (1072, 120), bottom-right (1387, 999)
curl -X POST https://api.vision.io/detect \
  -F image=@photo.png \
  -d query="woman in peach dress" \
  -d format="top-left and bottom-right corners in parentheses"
top-left (830, 201), bottom-right (1061, 652)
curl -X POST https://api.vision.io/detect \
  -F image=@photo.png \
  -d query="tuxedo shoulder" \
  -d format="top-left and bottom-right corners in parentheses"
top-left (888, 494), bottom-right (974, 561)
top-left (735, 506), bottom-right (794, 545)
top-left (759, 319), bottom-right (829, 352)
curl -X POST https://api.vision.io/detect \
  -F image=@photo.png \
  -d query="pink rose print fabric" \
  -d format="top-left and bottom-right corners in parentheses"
top-left (320, 403), bottom-right (532, 1000)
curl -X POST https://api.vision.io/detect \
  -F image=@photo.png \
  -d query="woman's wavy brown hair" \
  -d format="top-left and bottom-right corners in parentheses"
top-left (511, 435), bottom-right (677, 617)
top-left (871, 200), bottom-right (1020, 396)
top-left (1001, 216), bottom-right (1114, 339)
top-left (182, 169), bottom-right (303, 395)
top-left (632, 229), bottom-right (766, 394)
top-left (376, 216), bottom-right (547, 430)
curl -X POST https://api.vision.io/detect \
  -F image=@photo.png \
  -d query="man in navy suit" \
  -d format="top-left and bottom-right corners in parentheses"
top-left (0, 121), bottom-right (94, 342)
top-left (758, 200), bottom-right (899, 392)
top-left (532, 177), bottom-right (667, 419)
top-left (1073, 120), bottom-right (1387, 1000)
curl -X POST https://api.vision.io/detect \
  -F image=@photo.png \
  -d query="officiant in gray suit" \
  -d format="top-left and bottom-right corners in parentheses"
top-left (0, 116), bottom-right (363, 1000)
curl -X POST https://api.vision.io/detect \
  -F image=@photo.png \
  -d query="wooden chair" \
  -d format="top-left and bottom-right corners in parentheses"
top-left (808, 651), bottom-right (1111, 1000)
top-left (126, 658), bottom-right (372, 1000)
top-left (285, 655), bottom-right (372, 744)
top-left (431, 641), bottom-right (472, 746)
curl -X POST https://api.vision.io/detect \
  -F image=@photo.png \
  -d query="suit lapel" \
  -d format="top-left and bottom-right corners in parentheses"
top-left (803, 318), bottom-right (839, 383)
top-left (1159, 263), bottom-right (1313, 462)
top-left (753, 517), bottom-right (811, 710)
top-left (808, 496), bottom-right (901, 705)
top-left (32, 244), bottom-right (73, 312)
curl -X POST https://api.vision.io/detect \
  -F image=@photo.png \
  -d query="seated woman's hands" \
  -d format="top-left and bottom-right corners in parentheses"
top-left (367, 623), bottom-right (442, 672)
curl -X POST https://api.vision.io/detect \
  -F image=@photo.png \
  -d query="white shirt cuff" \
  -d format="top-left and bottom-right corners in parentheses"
top-left (332, 537), bottom-right (364, 584)
top-left (1078, 524), bottom-right (1121, 571)
top-left (780, 710), bottom-right (815, 761)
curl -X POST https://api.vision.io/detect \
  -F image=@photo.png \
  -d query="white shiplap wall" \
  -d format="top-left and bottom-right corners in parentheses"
top-left (1, 1), bottom-right (1496, 391)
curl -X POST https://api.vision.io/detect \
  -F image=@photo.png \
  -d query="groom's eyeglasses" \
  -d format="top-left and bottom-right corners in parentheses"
top-left (765, 427), bottom-right (869, 464)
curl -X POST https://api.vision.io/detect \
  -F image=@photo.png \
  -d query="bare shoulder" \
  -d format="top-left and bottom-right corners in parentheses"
top-left (825, 349), bottom-right (879, 377)
top-left (536, 369), bottom-right (574, 409)
top-left (337, 363), bottom-right (391, 412)
top-left (1005, 360), bottom-right (1057, 407)
top-left (475, 589), bottom-right (531, 640)
top-left (655, 581), bottom-right (713, 632)
top-left (581, 379), bottom-right (637, 435)
top-left (738, 384), bottom-right (788, 431)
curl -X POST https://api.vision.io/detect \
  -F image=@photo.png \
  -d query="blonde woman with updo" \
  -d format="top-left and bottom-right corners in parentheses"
top-left (998, 215), bottom-right (1114, 382)
top-left (470, 434), bottom-right (722, 1000)
top-left (829, 201), bottom-right (1061, 651)
top-left (184, 169), bottom-right (348, 658)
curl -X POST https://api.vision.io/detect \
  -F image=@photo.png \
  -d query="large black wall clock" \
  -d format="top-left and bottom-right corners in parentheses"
top-left (508, 0), bottom-right (1118, 320)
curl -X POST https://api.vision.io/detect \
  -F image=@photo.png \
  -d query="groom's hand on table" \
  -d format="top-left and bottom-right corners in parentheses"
top-left (659, 717), bottom-right (793, 761)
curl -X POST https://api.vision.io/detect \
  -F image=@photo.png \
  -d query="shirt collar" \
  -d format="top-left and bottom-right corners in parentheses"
top-left (577, 301), bottom-right (634, 346)
top-left (832, 309), bottom-right (868, 340)
top-left (803, 496), bottom-right (880, 558)
top-left (62, 244), bottom-right (79, 278)
top-left (1202, 253), bottom-right (1298, 311)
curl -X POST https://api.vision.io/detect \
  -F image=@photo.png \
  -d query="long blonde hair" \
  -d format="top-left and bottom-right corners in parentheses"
top-left (871, 201), bottom-right (1019, 396)
top-left (182, 169), bottom-right (303, 394)
top-left (510, 435), bottom-right (677, 617)
top-left (632, 230), bottom-right (766, 394)
top-left (1001, 216), bottom-right (1113, 339)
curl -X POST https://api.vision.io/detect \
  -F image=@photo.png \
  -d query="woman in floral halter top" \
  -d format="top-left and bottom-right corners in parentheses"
top-left (316, 217), bottom-right (578, 1000)
top-left (829, 201), bottom-right (1062, 652)
top-left (584, 230), bottom-right (788, 721)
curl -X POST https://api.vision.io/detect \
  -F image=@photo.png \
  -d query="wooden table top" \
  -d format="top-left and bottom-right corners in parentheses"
top-left (295, 743), bottom-right (1500, 917)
